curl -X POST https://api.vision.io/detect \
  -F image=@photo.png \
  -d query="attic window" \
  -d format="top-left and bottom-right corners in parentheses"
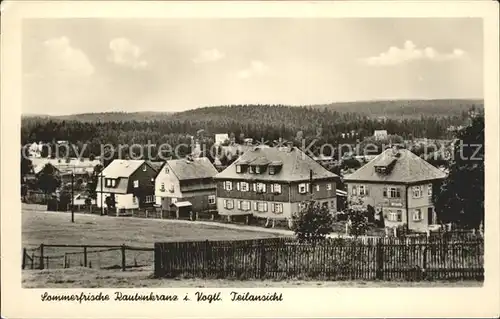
top-left (236, 165), bottom-right (242, 173)
top-left (165, 167), bottom-right (169, 174)
top-left (142, 165), bottom-right (147, 171)
top-left (375, 166), bottom-right (387, 174)
top-left (255, 166), bottom-right (261, 174)
top-left (269, 166), bottom-right (275, 175)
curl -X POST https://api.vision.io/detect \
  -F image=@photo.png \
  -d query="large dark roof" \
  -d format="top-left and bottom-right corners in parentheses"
top-left (344, 148), bottom-right (447, 184)
top-left (167, 157), bottom-right (218, 181)
top-left (214, 146), bottom-right (338, 182)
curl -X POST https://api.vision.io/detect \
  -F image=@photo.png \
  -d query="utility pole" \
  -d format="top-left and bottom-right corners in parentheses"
top-left (100, 171), bottom-right (104, 216)
top-left (71, 172), bottom-right (75, 223)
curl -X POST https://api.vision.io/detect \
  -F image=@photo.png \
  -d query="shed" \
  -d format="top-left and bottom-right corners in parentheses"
top-left (170, 201), bottom-right (193, 219)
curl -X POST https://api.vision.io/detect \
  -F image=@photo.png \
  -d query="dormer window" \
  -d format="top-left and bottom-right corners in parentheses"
top-left (105, 178), bottom-right (116, 188)
top-left (142, 165), bottom-right (147, 172)
top-left (255, 166), bottom-right (261, 174)
top-left (164, 167), bottom-right (169, 174)
top-left (269, 166), bottom-right (275, 175)
top-left (236, 165), bottom-right (242, 173)
top-left (249, 166), bottom-right (255, 174)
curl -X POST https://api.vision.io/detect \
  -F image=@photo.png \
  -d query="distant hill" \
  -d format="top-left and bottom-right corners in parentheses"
top-left (311, 99), bottom-right (483, 119)
top-left (21, 99), bottom-right (483, 122)
top-left (22, 111), bottom-right (173, 122)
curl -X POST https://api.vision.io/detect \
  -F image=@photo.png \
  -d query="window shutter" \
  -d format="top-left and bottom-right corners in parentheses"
top-left (223, 182), bottom-right (226, 190)
top-left (306, 183), bottom-right (310, 193)
top-left (236, 182), bottom-right (240, 191)
top-left (237, 201), bottom-right (241, 210)
top-left (271, 203), bottom-right (275, 212)
top-left (223, 200), bottom-right (227, 209)
top-left (262, 184), bottom-right (267, 193)
top-left (253, 183), bottom-right (257, 192)
top-left (253, 202), bottom-right (258, 211)
top-left (382, 187), bottom-right (387, 197)
top-left (264, 203), bottom-right (268, 212)
top-left (270, 184), bottom-right (274, 193)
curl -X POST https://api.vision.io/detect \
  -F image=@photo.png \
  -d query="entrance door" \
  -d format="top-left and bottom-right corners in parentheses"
top-left (427, 207), bottom-right (434, 225)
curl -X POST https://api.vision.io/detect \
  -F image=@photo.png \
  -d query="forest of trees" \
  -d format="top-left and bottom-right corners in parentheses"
top-left (21, 104), bottom-right (479, 160)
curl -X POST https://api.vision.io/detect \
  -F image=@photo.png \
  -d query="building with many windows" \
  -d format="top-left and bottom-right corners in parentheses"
top-left (344, 147), bottom-right (447, 231)
top-left (154, 157), bottom-right (218, 217)
top-left (214, 146), bottom-right (339, 224)
top-left (96, 160), bottom-right (157, 211)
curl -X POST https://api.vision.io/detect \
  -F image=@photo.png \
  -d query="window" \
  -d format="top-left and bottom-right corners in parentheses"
top-left (240, 182), bottom-right (249, 192)
top-left (165, 167), bottom-right (169, 174)
top-left (145, 195), bottom-right (154, 203)
top-left (298, 183), bottom-right (308, 194)
top-left (142, 165), bottom-right (147, 172)
top-left (389, 187), bottom-right (401, 198)
top-left (383, 187), bottom-right (387, 197)
top-left (331, 201), bottom-right (336, 210)
top-left (133, 180), bottom-right (139, 188)
top-left (256, 183), bottom-right (266, 193)
top-left (271, 183), bottom-right (282, 194)
top-left (412, 186), bottom-right (423, 198)
top-left (224, 181), bottom-right (233, 191)
top-left (240, 201), bottom-right (250, 211)
top-left (105, 178), bottom-right (113, 187)
top-left (413, 208), bottom-right (423, 221)
top-left (171, 198), bottom-right (177, 204)
top-left (322, 202), bottom-right (329, 209)
top-left (224, 199), bottom-right (234, 209)
top-left (327, 184), bottom-right (332, 191)
top-left (257, 202), bottom-right (268, 212)
top-left (397, 210), bottom-right (403, 222)
top-left (208, 195), bottom-right (216, 204)
top-left (169, 184), bottom-right (174, 193)
top-left (132, 196), bottom-right (137, 204)
top-left (255, 166), bottom-right (261, 174)
top-left (249, 166), bottom-right (255, 174)
top-left (236, 165), bottom-right (241, 173)
top-left (428, 184), bottom-right (433, 197)
top-left (351, 185), bottom-right (357, 196)
top-left (272, 203), bottom-right (283, 214)
top-left (358, 185), bottom-right (366, 196)
top-left (316, 185), bottom-right (320, 192)
top-left (160, 182), bottom-right (165, 192)
top-left (269, 166), bottom-right (275, 175)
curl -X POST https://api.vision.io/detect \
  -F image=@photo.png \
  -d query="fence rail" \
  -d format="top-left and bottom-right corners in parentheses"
top-left (22, 244), bottom-right (154, 271)
top-left (154, 236), bottom-right (484, 281)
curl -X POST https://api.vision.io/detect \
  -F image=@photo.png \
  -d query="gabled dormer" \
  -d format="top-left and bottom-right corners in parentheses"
top-left (235, 160), bottom-right (249, 173)
top-left (248, 157), bottom-right (270, 174)
top-left (268, 160), bottom-right (283, 175)
top-left (374, 151), bottom-right (400, 175)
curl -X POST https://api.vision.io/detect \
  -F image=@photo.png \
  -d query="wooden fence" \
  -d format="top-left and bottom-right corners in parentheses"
top-left (154, 236), bottom-right (484, 281)
top-left (22, 244), bottom-right (154, 271)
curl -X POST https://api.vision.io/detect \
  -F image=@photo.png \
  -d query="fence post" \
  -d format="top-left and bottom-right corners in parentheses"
top-left (39, 244), bottom-right (45, 270)
top-left (259, 240), bottom-right (266, 279)
top-left (31, 252), bottom-right (35, 269)
top-left (421, 245), bottom-right (428, 280)
top-left (375, 238), bottom-right (383, 280)
top-left (22, 248), bottom-right (27, 270)
top-left (64, 253), bottom-right (68, 268)
top-left (83, 246), bottom-right (88, 267)
top-left (121, 245), bottom-right (126, 271)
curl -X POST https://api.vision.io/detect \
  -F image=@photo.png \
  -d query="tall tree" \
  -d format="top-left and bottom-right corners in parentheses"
top-left (37, 164), bottom-right (61, 195)
top-left (434, 114), bottom-right (484, 229)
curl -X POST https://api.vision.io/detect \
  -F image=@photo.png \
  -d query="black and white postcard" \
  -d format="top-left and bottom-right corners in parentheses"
top-left (1, 1), bottom-right (499, 318)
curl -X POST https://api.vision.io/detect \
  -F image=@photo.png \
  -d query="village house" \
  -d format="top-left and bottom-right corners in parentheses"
top-left (154, 157), bottom-right (218, 218)
top-left (214, 146), bottom-right (339, 227)
top-left (343, 147), bottom-right (447, 232)
top-left (96, 159), bottom-right (157, 213)
top-left (373, 130), bottom-right (388, 140)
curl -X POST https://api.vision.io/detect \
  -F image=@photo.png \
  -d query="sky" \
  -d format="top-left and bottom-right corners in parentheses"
top-left (22, 18), bottom-right (483, 115)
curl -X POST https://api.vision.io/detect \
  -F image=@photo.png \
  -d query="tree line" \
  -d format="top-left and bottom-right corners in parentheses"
top-left (21, 104), bottom-right (475, 159)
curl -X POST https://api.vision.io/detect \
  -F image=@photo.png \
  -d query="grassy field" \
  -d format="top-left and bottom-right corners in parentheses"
top-left (22, 207), bottom-right (284, 280)
top-left (22, 266), bottom-right (482, 288)
top-left (22, 208), bottom-right (282, 249)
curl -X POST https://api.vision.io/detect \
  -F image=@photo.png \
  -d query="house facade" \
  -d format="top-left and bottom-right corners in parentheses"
top-left (344, 148), bottom-right (447, 231)
top-left (214, 146), bottom-right (339, 222)
top-left (96, 160), bottom-right (157, 211)
top-left (154, 157), bottom-right (218, 215)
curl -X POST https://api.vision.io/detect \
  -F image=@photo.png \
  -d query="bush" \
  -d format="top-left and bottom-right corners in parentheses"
top-left (346, 209), bottom-right (369, 237)
top-left (291, 200), bottom-right (334, 243)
